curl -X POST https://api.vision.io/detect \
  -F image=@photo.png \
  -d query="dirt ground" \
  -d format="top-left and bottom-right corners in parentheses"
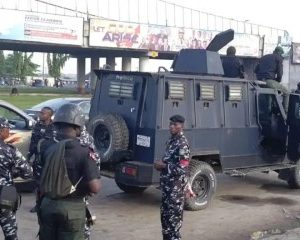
top-left (16, 172), bottom-right (300, 240)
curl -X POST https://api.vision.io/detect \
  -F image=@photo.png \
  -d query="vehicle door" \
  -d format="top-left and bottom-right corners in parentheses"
top-left (256, 90), bottom-right (288, 163)
top-left (287, 93), bottom-right (300, 161)
top-left (0, 103), bottom-right (34, 155)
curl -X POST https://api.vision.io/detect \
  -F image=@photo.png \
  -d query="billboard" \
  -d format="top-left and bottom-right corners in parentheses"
top-left (89, 18), bottom-right (260, 57)
top-left (0, 9), bottom-right (83, 45)
top-left (89, 18), bottom-right (146, 48)
top-left (292, 43), bottom-right (300, 64)
top-left (263, 35), bottom-right (291, 57)
top-left (219, 33), bottom-right (260, 57)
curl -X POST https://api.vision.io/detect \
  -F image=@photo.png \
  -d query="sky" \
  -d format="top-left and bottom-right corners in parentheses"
top-left (178, 0), bottom-right (300, 41)
top-left (31, 0), bottom-right (300, 74)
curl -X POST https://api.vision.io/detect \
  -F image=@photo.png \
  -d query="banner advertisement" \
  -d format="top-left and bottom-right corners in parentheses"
top-left (0, 9), bottom-right (83, 45)
top-left (219, 33), bottom-right (260, 57)
top-left (89, 18), bottom-right (260, 57)
top-left (89, 18), bottom-right (146, 48)
top-left (263, 35), bottom-right (279, 55)
top-left (292, 43), bottom-right (300, 64)
top-left (263, 35), bottom-right (292, 58)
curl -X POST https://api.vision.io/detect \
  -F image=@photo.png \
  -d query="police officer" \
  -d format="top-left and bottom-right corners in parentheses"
top-left (29, 107), bottom-right (55, 213)
top-left (0, 117), bottom-right (33, 240)
top-left (255, 46), bottom-right (289, 110)
top-left (80, 126), bottom-right (101, 170)
top-left (38, 104), bottom-right (101, 240)
top-left (295, 82), bottom-right (300, 94)
top-left (222, 46), bottom-right (244, 78)
top-left (28, 106), bottom-right (55, 159)
top-left (255, 46), bottom-right (288, 94)
top-left (79, 126), bottom-right (100, 240)
top-left (154, 115), bottom-right (190, 240)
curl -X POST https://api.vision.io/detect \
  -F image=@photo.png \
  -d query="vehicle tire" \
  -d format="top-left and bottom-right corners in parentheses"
top-left (115, 179), bottom-right (147, 194)
top-left (287, 160), bottom-right (300, 189)
top-left (111, 113), bottom-right (129, 149)
top-left (185, 160), bottom-right (217, 211)
top-left (88, 113), bottom-right (129, 163)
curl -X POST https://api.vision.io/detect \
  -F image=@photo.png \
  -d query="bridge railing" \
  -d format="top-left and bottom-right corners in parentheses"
top-left (0, 0), bottom-right (288, 39)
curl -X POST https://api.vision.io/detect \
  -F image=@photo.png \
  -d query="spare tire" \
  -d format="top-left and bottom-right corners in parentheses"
top-left (88, 113), bottom-right (129, 163)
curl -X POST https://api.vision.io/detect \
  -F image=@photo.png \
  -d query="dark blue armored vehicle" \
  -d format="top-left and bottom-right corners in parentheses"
top-left (89, 30), bottom-right (300, 210)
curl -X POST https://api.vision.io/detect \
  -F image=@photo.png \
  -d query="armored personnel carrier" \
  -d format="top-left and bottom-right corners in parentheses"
top-left (89, 30), bottom-right (300, 210)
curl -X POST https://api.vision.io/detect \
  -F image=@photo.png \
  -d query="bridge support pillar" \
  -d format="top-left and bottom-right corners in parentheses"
top-left (139, 57), bottom-right (149, 72)
top-left (106, 57), bottom-right (116, 70)
top-left (77, 57), bottom-right (85, 94)
top-left (90, 57), bottom-right (99, 93)
top-left (122, 57), bottom-right (131, 71)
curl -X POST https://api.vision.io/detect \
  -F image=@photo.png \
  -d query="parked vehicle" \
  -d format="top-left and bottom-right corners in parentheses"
top-left (32, 79), bottom-right (44, 87)
top-left (88, 30), bottom-right (300, 211)
top-left (25, 97), bottom-right (91, 121)
top-left (0, 100), bottom-right (36, 191)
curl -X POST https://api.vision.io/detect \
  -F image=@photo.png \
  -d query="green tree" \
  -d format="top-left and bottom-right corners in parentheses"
top-left (47, 53), bottom-right (69, 81)
top-left (21, 53), bottom-right (39, 81)
top-left (4, 51), bottom-right (39, 83)
top-left (0, 51), bottom-right (5, 76)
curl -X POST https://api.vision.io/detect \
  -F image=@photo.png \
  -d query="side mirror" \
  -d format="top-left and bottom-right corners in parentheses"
top-left (27, 119), bottom-right (35, 130)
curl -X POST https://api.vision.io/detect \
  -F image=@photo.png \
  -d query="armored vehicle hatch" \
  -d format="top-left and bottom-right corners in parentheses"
top-left (171, 29), bottom-right (234, 75)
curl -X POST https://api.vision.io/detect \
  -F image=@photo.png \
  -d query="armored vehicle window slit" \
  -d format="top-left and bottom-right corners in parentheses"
top-left (109, 81), bottom-right (134, 99)
top-left (225, 85), bottom-right (243, 101)
top-left (197, 84), bottom-right (215, 101)
top-left (165, 81), bottom-right (185, 100)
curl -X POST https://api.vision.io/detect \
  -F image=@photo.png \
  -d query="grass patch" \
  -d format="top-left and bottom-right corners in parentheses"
top-left (0, 86), bottom-right (79, 94)
top-left (0, 94), bottom-right (90, 109)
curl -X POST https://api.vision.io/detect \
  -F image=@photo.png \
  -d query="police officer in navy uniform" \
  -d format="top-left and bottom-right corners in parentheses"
top-left (29, 107), bottom-right (55, 213)
top-left (28, 107), bottom-right (55, 160)
top-left (255, 46), bottom-right (288, 94)
top-left (37, 104), bottom-right (101, 240)
top-left (0, 117), bottom-right (33, 240)
top-left (222, 46), bottom-right (244, 78)
top-left (154, 115), bottom-right (191, 240)
top-left (255, 46), bottom-right (289, 110)
top-left (295, 82), bottom-right (300, 94)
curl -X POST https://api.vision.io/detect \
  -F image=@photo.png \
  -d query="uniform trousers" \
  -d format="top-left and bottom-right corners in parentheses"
top-left (39, 197), bottom-right (85, 240)
top-left (161, 178), bottom-right (185, 240)
top-left (0, 209), bottom-right (17, 240)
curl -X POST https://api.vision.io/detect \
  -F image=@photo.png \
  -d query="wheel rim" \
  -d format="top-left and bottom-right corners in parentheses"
top-left (94, 124), bottom-right (112, 155)
top-left (192, 174), bottom-right (210, 202)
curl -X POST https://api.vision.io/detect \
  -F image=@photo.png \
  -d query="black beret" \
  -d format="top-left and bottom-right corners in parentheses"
top-left (0, 117), bottom-right (10, 129)
top-left (169, 115), bottom-right (185, 123)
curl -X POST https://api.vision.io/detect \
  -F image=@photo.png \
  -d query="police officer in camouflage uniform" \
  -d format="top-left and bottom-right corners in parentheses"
top-left (28, 107), bottom-right (55, 160)
top-left (79, 126), bottom-right (100, 240)
top-left (154, 115), bottom-right (190, 240)
top-left (38, 104), bottom-right (101, 240)
top-left (0, 117), bottom-right (33, 240)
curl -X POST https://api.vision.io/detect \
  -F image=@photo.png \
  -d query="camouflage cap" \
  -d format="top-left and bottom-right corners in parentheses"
top-left (0, 117), bottom-right (10, 129)
top-left (170, 115), bottom-right (185, 123)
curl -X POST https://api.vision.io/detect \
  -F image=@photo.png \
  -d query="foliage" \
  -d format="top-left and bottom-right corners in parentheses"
top-left (3, 51), bottom-right (39, 83)
top-left (0, 51), bottom-right (5, 76)
top-left (47, 53), bottom-right (69, 80)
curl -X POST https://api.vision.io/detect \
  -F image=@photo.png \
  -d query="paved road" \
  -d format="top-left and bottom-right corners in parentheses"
top-left (17, 172), bottom-right (300, 240)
